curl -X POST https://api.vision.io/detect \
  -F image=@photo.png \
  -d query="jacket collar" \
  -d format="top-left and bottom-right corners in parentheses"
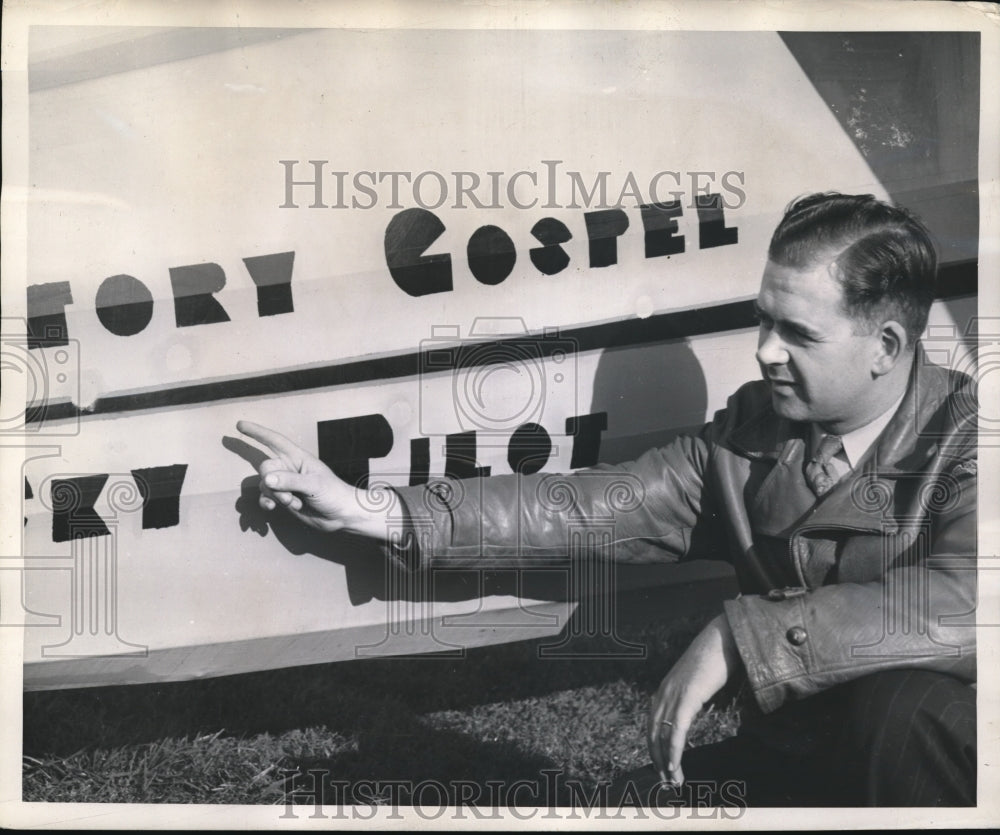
top-left (727, 401), bottom-right (801, 463)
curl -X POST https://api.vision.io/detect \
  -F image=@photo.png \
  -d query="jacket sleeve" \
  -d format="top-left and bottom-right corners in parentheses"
top-left (389, 423), bottom-right (724, 570)
top-left (723, 453), bottom-right (977, 713)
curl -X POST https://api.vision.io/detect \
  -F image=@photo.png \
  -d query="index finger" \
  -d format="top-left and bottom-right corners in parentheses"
top-left (667, 721), bottom-right (688, 783)
top-left (237, 420), bottom-right (311, 467)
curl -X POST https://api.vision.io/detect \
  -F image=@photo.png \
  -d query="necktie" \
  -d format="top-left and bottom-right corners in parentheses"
top-left (805, 433), bottom-right (844, 497)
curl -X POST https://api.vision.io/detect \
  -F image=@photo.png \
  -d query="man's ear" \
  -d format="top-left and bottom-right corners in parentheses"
top-left (872, 320), bottom-right (908, 376)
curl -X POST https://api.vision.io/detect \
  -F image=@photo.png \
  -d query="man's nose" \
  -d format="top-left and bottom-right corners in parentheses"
top-left (756, 327), bottom-right (789, 367)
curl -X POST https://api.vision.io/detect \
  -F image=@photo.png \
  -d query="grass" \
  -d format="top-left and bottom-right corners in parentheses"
top-left (23, 606), bottom-right (745, 806)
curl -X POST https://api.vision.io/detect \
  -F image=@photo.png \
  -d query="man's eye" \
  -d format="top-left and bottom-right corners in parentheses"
top-left (787, 329), bottom-right (815, 344)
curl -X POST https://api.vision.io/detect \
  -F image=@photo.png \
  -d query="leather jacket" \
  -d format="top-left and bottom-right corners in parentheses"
top-left (393, 349), bottom-right (977, 712)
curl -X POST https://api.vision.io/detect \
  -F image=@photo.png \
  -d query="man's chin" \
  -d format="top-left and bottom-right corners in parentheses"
top-left (769, 389), bottom-right (809, 421)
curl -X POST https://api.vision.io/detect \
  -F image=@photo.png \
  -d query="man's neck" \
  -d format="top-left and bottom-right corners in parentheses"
top-left (818, 352), bottom-right (913, 436)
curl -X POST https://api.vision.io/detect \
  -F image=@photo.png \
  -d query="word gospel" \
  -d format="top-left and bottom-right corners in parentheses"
top-left (26, 198), bottom-right (738, 344)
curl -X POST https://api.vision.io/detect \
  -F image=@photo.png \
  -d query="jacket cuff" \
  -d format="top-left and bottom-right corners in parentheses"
top-left (723, 590), bottom-right (813, 714)
top-left (382, 486), bottom-right (424, 572)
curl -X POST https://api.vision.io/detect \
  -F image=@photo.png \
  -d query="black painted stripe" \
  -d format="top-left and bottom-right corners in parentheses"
top-left (29, 260), bottom-right (977, 423)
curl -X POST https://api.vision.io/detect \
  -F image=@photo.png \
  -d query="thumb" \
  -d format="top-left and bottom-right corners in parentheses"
top-left (264, 470), bottom-right (321, 498)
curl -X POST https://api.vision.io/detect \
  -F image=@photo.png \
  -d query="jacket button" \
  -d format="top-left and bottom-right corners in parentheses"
top-left (767, 587), bottom-right (807, 601)
top-left (786, 626), bottom-right (808, 646)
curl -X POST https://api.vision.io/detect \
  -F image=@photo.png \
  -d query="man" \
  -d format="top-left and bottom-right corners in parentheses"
top-left (239, 193), bottom-right (977, 806)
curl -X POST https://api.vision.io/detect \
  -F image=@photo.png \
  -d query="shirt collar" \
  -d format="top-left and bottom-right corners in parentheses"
top-left (811, 391), bottom-right (906, 469)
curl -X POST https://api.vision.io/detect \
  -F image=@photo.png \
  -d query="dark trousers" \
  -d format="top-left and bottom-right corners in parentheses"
top-left (613, 670), bottom-right (976, 807)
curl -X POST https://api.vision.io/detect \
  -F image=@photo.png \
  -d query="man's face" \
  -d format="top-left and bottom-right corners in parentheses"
top-left (755, 259), bottom-right (885, 434)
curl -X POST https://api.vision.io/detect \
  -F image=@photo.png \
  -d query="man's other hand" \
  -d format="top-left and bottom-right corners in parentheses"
top-left (237, 420), bottom-right (386, 538)
top-left (647, 613), bottom-right (740, 786)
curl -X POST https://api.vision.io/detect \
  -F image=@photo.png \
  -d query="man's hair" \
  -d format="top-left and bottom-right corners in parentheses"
top-left (768, 192), bottom-right (937, 346)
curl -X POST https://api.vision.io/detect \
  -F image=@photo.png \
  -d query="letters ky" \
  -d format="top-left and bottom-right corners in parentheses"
top-left (45, 465), bottom-right (188, 542)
